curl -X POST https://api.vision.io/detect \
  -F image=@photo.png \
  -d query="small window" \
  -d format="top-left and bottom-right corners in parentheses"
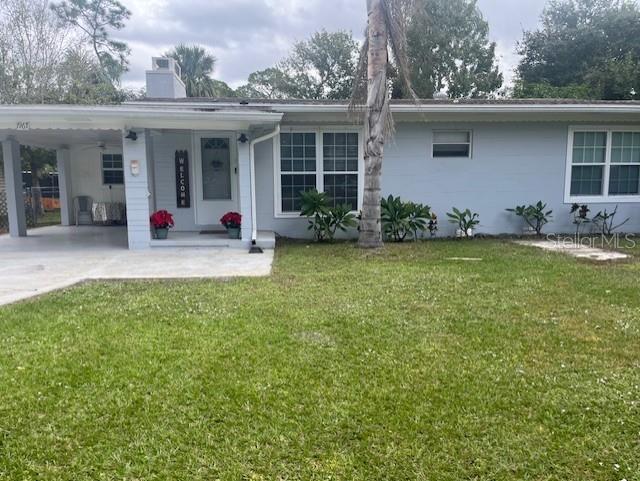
top-left (102, 153), bottom-right (124, 185)
top-left (433, 131), bottom-right (472, 158)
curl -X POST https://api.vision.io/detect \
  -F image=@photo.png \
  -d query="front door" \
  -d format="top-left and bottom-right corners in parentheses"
top-left (194, 134), bottom-right (238, 227)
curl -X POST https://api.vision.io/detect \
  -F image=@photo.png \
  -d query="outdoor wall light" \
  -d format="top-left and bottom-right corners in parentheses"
top-left (125, 130), bottom-right (138, 141)
top-left (238, 133), bottom-right (249, 143)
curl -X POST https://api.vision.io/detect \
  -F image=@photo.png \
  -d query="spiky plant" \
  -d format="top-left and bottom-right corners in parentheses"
top-left (350, 0), bottom-right (417, 249)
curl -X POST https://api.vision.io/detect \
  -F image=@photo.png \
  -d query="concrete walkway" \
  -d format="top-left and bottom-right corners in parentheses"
top-left (0, 226), bottom-right (274, 306)
top-left (516, 239), bottom-right (631, 261)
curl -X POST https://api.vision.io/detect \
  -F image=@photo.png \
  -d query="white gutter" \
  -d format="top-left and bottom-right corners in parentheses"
top-left (250, 125), bottom-right (280, 244)
top-left (130, 100), bottom-right (640, 115)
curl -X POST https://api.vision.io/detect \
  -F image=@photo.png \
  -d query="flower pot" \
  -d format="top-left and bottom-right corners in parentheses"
top-left (155, 227), bottom-right (169, 240)
top-left (456, 228), bottom-right (474, 238)
top-left (226, 227), bottom-right (241, 239)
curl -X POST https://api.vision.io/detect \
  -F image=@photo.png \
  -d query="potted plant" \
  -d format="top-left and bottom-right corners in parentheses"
top-left (446, 207), bottom-right (480, 238)
top-left (150, 210), bottom-right (174, 239)
top-left (220, 211), bottom-right (242, 239)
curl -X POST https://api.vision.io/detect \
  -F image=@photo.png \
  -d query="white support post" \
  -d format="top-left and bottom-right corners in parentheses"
top-left (56, 149), bottom-right (73, 226)
top-left (237, 140), bottom-right (252, 244)
top-left (2, 138), bottom-right (27, 237)
top-left (122, 129), bottom-right (151, 250)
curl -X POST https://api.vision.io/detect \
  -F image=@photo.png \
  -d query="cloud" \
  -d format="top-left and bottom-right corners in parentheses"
top-left (476, 0), bottom-right (548, 83)
top-left (120, 0), bottom-right (548, 89)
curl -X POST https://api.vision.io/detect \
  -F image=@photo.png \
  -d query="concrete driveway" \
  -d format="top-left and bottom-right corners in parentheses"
top-left (0, 226), bottom-right (274, 306)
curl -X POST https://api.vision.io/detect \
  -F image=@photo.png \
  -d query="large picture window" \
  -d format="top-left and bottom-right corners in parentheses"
top-left (277, 130), bottom-right (362, 215)
top-left (566, 128), bottom-right (640, 202)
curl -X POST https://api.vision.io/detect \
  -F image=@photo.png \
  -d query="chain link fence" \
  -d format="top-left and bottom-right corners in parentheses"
top-left (0, 187), bottom-right (60, 234)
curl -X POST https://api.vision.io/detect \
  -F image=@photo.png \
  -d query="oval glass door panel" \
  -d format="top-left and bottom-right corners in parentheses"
top-left (201, 138), bottom-right (231, 200)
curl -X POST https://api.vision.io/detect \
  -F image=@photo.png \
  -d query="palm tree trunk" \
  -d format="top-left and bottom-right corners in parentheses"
top-left (359, 0), bottom-right (388, 249)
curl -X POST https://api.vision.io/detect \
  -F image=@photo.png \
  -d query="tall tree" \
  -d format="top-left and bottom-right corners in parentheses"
top-left (21, 146), bottom-right (56, 189)
top-left (165, 44), bottom-right (218, 97)
top-left (515, 0), bottom-right (640, 100)
top-left (238, 30), bottom-right (359, 100)
top-left (236, 68), bottom-right (292, 99)
top-left (55, 46), bottom-right (127, 104)
top-left (210, 79), bottom-right (236, 98)
top-left (0, 0), bottom-right (71, 103)
top-left (351, 0), bottom-right (415, 248)
top-left (398, 0), bottom-right (502, 98)
top-left (50, 0), bottom-right (131, 85)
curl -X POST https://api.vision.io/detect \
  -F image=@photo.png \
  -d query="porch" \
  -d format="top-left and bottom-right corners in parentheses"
top-left (0, 104), bottom-right (283, 251)
top-left (0, 225), bottom-right (274, 306)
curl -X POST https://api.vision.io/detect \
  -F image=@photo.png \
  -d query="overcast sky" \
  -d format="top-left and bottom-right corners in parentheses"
top-left (119, 0), bottom-right (550, 90)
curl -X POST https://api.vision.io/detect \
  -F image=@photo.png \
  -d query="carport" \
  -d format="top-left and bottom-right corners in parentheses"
top-left (1, 126), bottom-right (123, 244)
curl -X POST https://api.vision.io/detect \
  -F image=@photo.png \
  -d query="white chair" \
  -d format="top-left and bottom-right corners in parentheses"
top-left (73, 196), bottom-right (94, 226)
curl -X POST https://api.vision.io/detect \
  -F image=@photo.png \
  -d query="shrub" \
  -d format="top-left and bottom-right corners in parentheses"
top-left (506, 201), bottom-right (553, 235)
top-left (300, 189), bottom-right (357, 242)
top-left (381, 195), bottom-right (432, 242)
top-left (570, 204), bottom-right (590, 236)
top-left (446, 207), bottom-right (479, 238)
top-left (427, 213), bottom-right (438, 237)
top-left (592, 206), bottom-right (630, 235)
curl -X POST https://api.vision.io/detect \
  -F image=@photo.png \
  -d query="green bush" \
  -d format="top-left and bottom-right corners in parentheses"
top-left (300, 189), bottom-right (357, 242)
top-left (446, 207), bottom-right (479, 238)
top-left (381, 195), bottom-right (432, 242)
top-left (506, 201), bottom-right (553, 235)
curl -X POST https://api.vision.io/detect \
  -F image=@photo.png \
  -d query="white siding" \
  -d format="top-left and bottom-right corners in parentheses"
top-left (123, 129), bottom-right (151, 250)
top-left (69, 145), bottom-right (125, 204)
top-left (150, 130), bottom-right (196, 231)
top-left (256, 121), bottom-right (640, 238)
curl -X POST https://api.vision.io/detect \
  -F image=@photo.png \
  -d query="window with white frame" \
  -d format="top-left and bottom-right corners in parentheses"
top-left (567, 128), bottom-right (640, 201)
top-left (432, 130), bottom-right (472, 158)
top-left (278, 130), bottom-right (361, 214)
top-left (323, 133), bottom-right (359, 209)
top-left (101, 153), bottom-right (124, 185)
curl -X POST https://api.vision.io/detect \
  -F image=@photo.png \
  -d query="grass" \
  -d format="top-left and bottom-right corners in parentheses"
top-left (34, 209), bottom-right (61, 227)
top-left (1, 240), bottom-right (639, 481)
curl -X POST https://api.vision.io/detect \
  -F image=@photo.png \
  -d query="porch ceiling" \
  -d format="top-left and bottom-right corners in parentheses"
top-left (0, 128), bottom-right (121, 149)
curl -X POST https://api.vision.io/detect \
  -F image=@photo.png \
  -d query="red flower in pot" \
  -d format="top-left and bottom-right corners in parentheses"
top-left (150, 210), bottom-right (174, 239)
top-left (220, 211), bottom-right (242, 239)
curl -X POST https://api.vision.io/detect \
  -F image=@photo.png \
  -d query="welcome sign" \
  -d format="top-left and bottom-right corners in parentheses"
top-left (175, 150), bottom-right (191, 208)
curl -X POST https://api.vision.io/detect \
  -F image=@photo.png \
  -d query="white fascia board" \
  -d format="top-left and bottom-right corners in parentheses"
top-left (0, 105), bottom-right (283, 131)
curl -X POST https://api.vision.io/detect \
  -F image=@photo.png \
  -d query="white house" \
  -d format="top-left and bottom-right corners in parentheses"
top-left (1, 57), bottom-right (640, 250)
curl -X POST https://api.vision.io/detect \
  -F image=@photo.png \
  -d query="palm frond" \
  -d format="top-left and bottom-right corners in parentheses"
top-left (382, 0), bottom-right (417, 102)
top-left (349, 0), bottom-right (418, 138)
top-left (348, 30), bottom-right (368, 119)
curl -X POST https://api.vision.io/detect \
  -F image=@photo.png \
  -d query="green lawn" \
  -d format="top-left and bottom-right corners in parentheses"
top-left (34, 209), bottom-right (61, 227)
top-left (1, 240), bottom-right (639, 481)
